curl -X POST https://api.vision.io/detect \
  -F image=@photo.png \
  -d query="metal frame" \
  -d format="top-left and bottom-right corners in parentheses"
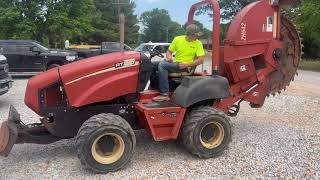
top-left (188, 0), bottom-right (220, 73)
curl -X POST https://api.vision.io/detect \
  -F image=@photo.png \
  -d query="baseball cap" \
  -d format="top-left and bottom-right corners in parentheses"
top-left (186, 24), bottom-right (203, 37)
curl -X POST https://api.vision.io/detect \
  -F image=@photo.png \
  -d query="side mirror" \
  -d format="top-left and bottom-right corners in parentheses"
top-left (30, 46), bottom-right (41, 53)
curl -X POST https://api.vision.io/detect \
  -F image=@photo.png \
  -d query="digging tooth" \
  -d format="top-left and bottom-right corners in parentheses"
top-left (268, 16), bottom-right (301, 95)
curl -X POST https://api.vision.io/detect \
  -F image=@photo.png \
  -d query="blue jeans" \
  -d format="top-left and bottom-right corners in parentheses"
top-left (158, 61), bottom-right (185, 95)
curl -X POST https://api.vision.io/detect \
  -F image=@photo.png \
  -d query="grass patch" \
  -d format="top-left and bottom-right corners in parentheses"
top-left (299, 60), bottom-right (320, 72)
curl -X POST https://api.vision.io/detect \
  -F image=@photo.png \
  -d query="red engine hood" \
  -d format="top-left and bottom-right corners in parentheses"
top-left (24, 51), bottom-right (141, 114)
top-left (59, 51), bottom-right (140, 83)
top-left (59, 51), bottom-right (141, 107)
top-left (25, 68), bottom-right (61, 114)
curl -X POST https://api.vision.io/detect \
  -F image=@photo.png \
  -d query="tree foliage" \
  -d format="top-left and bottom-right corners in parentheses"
top-left (183, 20), bottom-right (213, 40)
top-left (140, 8), bottom-right (185, 43)
top-left (0, 0), bottom-right (140, 48)
top-left (288, 0), bottom-right (320, 58)
top-left (85, 0), bottom-right (139, 46)
top-left (197, 0), bottom-right (255, 21)
top-left (140, 8), bottom-right (213, 43)
top-left (0, 0), bottom-right (95, 47)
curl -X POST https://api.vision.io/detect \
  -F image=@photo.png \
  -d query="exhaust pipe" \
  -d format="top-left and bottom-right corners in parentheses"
top-left (119, 14), bottom-right (125, 52)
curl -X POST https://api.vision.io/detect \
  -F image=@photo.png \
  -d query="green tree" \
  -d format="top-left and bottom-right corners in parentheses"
top-left (47, 0), bottom-right (95, 47)
top-left (168, 21), bottom-right (185, 42)
top-left (0, 0), bottom-right (35, 40)
top-left (140, 8), bottom-right (184, 43)
top-left (289, 0), bottom-right (320, 58)
top-left (183, 20), bottom-right (212, 40)
top-left (0, 0), bottom-right (95, 48)
top-left (197, 0), bottom-right (255, 21)
top-left (45, 0), bottom-right (95, 47)
top-left (196, 1), bottom-right (248, 44)
top-left (85, 0), bottom-right (140, 46)
top-left (220, 23), bottom-right (229, 43)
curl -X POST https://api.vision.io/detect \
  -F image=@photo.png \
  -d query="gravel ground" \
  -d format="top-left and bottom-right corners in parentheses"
top-left (0, 70), bottom-right (319, 179)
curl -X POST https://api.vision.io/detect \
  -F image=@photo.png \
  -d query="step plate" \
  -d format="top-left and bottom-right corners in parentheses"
top-left (143, 101), bottom-right (179, 109)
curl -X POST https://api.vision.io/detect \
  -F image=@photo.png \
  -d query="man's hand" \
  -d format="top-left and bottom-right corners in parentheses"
top-left (192, 57), bottom-right (205, 66)
top-left (178, 56), bottom-right (204, 70)
top-left (166, 51), bottom-right (173, 62)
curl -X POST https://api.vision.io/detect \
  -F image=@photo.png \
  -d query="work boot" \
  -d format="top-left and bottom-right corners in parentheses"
top-left (152, 94), bottom-right (170, 102)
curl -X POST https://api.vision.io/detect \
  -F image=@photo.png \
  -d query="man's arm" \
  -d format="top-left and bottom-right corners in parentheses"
top-left (167, 37), bottom-right (177, 62)
top-left (179, 56), bottom-right (204, 69)
top-left (166, 50), bottom-right (174, 62)
top-left (191, 56), bottom-right (205, 66)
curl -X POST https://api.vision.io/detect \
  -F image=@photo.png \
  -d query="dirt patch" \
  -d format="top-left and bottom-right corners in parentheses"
top-left (285, 81), bottom-right (320, 96)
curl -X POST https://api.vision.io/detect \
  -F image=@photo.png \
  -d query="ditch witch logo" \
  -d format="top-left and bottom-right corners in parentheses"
top-left (115, 59), bottom-right (136, 68)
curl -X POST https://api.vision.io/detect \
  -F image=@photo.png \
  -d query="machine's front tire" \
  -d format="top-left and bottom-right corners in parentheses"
top-left (181, 106), bottom-right (232, 158)
top-left (75, 113), bottom-right (136, 173)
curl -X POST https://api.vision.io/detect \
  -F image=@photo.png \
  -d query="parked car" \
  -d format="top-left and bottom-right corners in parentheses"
top-left (0, 54), bottom-right (12, 96)
top-left (70, 42), bottom-right (132, 59)
top-left (135, 43), bottom-right (170, 61)
top-left (0, 40), bottom-right (78, 73)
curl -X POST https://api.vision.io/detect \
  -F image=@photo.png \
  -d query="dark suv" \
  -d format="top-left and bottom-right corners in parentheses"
top-left (0, 40), bottom-right (78, 73)
top-left (0, 54), bottom-right (12, 96)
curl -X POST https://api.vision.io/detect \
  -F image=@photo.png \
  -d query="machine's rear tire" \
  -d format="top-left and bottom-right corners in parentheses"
top-left (181, 106), bottom-right (232, 158)
top-left (75, 113), bottom-right (136, 173)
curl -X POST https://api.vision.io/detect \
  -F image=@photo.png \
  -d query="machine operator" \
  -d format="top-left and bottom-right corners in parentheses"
top-left (153, 24), bottom-right (206, 102)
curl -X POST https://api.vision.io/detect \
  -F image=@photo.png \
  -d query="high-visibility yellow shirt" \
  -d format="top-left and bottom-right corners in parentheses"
top-left (168, 35), bottom-right (205, 64)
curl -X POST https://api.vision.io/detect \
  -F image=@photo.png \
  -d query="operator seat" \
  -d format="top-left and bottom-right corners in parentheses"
top-left (169, 66), bottom-right (196, 78)
top-left (168, 66), bottom-right (197, 92)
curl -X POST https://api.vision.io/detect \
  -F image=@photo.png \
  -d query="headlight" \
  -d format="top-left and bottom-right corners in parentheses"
top-left (4, 64), bottom-right (9, 73)
top-left (66, 55), bottom-right (76, 61)
top-left (0, 55), bottom-right (6, 62)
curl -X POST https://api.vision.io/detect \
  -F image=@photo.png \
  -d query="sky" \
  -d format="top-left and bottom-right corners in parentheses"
top-left (133, 0), bottom-right (213, 30)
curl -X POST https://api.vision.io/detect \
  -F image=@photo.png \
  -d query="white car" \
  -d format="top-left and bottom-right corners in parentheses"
top-left (135, 43), bottom-right (170, 62)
